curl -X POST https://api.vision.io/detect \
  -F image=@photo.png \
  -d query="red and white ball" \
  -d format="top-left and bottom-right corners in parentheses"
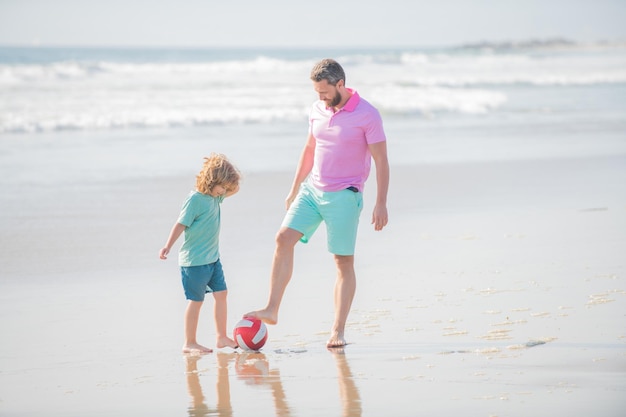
top-left (233, 317), bottom-right (268, 351)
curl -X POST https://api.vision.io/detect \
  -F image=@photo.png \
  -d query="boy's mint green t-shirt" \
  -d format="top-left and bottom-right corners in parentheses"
top-left (176, 191), bottom-right (224, 267)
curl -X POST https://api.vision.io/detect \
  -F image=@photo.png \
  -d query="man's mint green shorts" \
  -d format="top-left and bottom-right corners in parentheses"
top-left (282, 182), bottom-right (363, 256)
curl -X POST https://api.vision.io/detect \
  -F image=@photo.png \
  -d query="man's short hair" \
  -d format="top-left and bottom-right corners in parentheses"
top-left (310, 59), bottom-right (345, 86)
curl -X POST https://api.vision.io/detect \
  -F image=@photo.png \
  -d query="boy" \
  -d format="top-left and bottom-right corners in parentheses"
top-left (160, 153), bottom-right (240, 353)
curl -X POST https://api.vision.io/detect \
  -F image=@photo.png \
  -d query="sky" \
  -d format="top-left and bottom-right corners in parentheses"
top-left (0, 0), bottom-right (625, 48)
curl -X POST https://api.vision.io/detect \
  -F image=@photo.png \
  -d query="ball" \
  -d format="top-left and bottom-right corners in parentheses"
top-left (233, 317), bottom-right (268, 351)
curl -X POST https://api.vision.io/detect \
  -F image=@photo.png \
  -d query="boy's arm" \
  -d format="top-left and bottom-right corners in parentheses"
top-left (159, 222), bottom-right (186, 259)
top-left (225, 183), bottom-right (240, 198)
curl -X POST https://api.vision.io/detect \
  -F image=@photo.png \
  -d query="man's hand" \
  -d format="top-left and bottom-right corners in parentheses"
top-left (371, 204), bottom-right (388, 231)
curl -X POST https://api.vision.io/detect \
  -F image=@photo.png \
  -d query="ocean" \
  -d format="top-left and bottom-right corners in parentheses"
top-left (1, 42), bottom-right (626, 183)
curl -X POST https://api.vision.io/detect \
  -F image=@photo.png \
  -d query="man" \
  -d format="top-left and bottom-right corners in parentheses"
top-left (246, 58), bottom-right (389, 348)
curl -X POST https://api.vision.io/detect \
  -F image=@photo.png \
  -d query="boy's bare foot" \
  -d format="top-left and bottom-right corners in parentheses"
top-left (244, 309), bottom-right (278, 325)
top-left (216, 336), bottom-right (239, 349)
top-left (326, 331), bottom-right (347, 348)
top-left (182, 343), bottom-right (213, 354)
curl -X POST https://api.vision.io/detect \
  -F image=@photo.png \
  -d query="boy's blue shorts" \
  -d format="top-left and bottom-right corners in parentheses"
top-left (282, 182), bottom-right (363, 256)
top-left (180, 259), bottom-right (227, 302)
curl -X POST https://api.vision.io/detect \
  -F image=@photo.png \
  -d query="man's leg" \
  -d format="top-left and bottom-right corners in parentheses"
top-left (246, 227), bottom-right (303, 324)
top-left (327, 254), bottom-right (356, 347)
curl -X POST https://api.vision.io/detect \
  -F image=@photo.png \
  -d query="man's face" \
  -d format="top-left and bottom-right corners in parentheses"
top-left (313, 79), bottom-right (342, 108)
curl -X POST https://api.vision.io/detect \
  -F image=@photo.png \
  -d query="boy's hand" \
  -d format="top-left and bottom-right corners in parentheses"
top-left (159, 247), bottom-right (170, 259)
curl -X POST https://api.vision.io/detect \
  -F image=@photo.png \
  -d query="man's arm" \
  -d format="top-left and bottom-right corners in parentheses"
top-left (368, 140), bottom-right (389, 231)
top-left (285, 132), bottom-right (316, 209)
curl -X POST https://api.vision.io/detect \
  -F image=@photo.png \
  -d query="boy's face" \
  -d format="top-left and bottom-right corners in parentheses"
top-left (209, 184), bottom-right (228, 197)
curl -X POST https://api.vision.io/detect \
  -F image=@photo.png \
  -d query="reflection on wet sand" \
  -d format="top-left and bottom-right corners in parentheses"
top-left (235, 352), bottom-right (291, 416)
top-left (185, 349), bottom-right (362, 417)
top-left (185, 353), bottom-right (235, 417)
top-left (329, 347), bottom-right (362, 417)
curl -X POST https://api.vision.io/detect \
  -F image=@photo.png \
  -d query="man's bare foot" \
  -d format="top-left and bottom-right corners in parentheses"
top-left (327, 331), bottom-right (347, 348)
top-left (244, 309), bottom-right (278, 325)
top-left (327, 346), bottom-right (346, 354)
top-left (216, 336), bottom-right (238, 349)
top-left (182, 343), bottom-right (213, 354)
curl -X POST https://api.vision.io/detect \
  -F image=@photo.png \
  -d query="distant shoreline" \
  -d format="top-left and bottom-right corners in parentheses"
top-left (1, 37), bottom-right (626, 52)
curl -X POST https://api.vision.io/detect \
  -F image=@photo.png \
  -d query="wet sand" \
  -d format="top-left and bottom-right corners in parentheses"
top-left (1, 156), bottom-right (625, 416)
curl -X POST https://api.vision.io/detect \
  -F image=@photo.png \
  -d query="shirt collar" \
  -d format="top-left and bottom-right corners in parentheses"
top-left (325, 88), bottom-right (360, 113)
top-left (342, 88), bottom-right (360, 112)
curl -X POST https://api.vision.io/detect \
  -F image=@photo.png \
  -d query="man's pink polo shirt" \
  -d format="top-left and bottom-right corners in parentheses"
top-left (308, 89), bottom-right (386, 192)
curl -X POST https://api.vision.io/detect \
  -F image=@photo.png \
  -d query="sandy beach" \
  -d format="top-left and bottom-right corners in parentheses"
top-left (1, 146), bottom-right (625, 416)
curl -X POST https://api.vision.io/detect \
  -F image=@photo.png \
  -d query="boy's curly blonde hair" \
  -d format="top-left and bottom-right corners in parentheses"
top-left (196, 153), bottom-right (240, 195)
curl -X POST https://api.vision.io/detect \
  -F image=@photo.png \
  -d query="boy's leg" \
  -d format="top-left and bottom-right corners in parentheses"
top-left (183, 300), bottom-right (213, 353)
top-left (212, 290), bottom-right (238, 348)
top-left (245, 227), bottom-right (303, 324)
top-left (327, 254), bottom-right (356, 348)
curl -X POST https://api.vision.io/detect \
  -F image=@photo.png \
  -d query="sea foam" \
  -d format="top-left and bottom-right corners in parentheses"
top-left (1, 45), bottom-right (625, 134)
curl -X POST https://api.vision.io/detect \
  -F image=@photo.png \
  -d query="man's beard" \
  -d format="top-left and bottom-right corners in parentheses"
top-left (329, 90), bottom-right (341, 107)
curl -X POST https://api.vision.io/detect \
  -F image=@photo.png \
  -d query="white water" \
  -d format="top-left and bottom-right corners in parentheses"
top-left (1, 44), bottom-right (625, 133)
